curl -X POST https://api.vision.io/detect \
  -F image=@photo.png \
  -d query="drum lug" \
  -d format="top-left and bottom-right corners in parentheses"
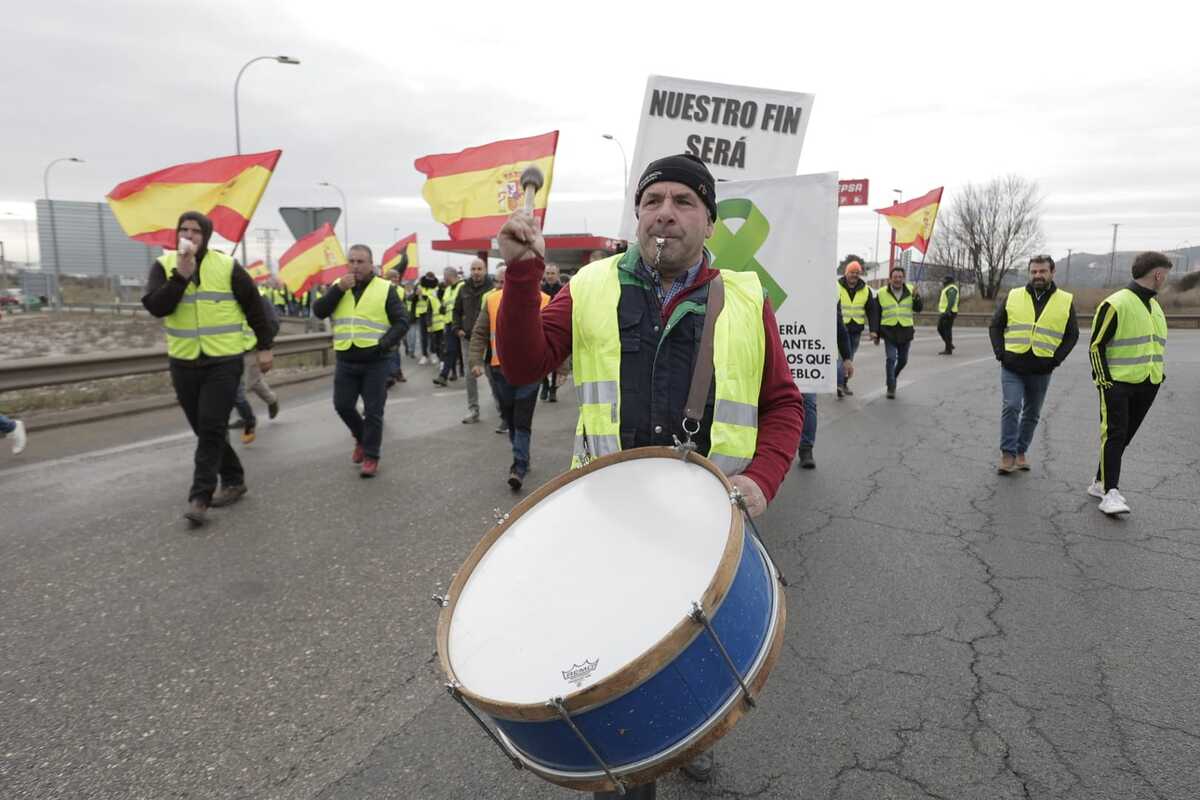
top-left (671, 434), bottom-right (698, 460)
top-left (730, 491), bottom-right (788, 587)
top-left (690, 602), bottom-right (757, 709)
top-left (432, 594), bottom-right (450, 608)
top-left (548, 697), bottom-right (627, 795)
top-left (445, 682), bottom-right (524, 771)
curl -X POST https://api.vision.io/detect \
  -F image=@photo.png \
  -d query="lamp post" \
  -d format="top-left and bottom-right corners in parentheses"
top-left (319, 182), bottom-right (348, 245)
top-left (602, 134), bottom-right (628, 234)
top-left (234, 55), bottom-right (300, 263)
top-left (43, 156), bottom-right (85, 308)
top-left (887, 188), bottom-right (902, 271)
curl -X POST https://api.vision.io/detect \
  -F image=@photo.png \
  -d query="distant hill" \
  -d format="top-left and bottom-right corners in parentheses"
top-left (1051, 247), bottom-right (1199, 289)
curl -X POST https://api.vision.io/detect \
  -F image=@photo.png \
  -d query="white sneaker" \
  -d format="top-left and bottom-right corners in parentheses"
top-left (1087, 480), bottom-right (1105, 499)
top-left (418, 356), bottom-right (429, 366)
top-left (11, 420), bottom-right (27, 455)
top-left (1098, 489), bottom-right (1130, 516)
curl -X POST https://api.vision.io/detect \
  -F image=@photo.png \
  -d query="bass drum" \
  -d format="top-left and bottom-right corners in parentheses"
top-left (436, 447), bottom-right (786, 792)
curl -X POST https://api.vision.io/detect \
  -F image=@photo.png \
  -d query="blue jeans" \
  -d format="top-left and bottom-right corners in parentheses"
top-left (233, 377), bottom-right (255, 425)
top-left (1000, 367), bottom-right (1052, 455)
top-left (490, 368), bottom-right (539, 476)
top-left (333, 358), bottom-right (391, 459)
top-left (837, 328), bottom-right (864, 386)
top-left (800, 393), bottom-right (817, 447)
top-left (0, 414), bottom-right (15, 435)
top-left (388, 348), bottom-right (402, 376)
top-left (884, 338), bottom-right (911, 386)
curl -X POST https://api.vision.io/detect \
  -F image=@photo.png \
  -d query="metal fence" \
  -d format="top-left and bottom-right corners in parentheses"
top-left (36, 200), bottom-right (162, 280)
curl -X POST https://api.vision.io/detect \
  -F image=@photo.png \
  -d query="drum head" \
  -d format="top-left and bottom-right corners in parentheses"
top-left (447, 455), bottom-right (734, 705)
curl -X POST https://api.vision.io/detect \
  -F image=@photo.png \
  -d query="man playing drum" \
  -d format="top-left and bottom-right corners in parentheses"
top-left (496, 153), bottom-right (804, 785)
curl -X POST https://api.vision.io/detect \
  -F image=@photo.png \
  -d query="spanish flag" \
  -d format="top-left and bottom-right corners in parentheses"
top-left (414, 131), bottom-right (557, 240)
top-left (278, 223), bottom-right (347, 297)
top-left (382, 234), bottom-right (419, 281)
top-left (875, 187), bottom-right (944, 254)
top-left (245, 260), bottom-right (272, 284)
top-left (106, 150), bottom-right (281, 249)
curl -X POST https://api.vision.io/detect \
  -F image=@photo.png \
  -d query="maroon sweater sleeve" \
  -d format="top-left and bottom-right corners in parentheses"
top-left (498, 256), bottom-right (573, 384)
top-left (743, 301), bottom-right (804, 503)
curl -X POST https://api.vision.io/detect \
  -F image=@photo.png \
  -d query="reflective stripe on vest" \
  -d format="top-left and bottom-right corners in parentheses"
top-left (160, 250), bottom-right (247, 360)
top-left (487, 288), bottom-right (548, 367)
top-left (331, 276), bottom-right (392, 351)
top-left (1101, 288), bottom-right (1167, 384)
top-left (878, 284), bottom-right (915, 327)
top-left (938, 284), bottom-right (959, 313)
top-left (1003, 287), bottom-right (1073, 358)
top-left (838, 282), bottom-right (871, 325)
top-left (567, 253), bottom-right (765, 475)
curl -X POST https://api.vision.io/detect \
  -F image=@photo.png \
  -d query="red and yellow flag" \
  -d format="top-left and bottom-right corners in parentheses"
top-left (382, 234), bottom-right (419, 281)
top-left (414, 131), bottom-right (557, 240)
top-left (875, 187), bottom-right (944, 254)
top-left (245, 260), bottom-right (271, 284)
top-left (106, 150), bottom-right (281, 249)
top-left (277, 224), bottom-right (346, 297)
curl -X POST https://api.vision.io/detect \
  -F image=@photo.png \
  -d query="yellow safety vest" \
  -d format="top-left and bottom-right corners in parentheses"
top-left (1004, 287), bottom-right (1073, 358)
top-left (417, 287), bottom-right (442, 328)
top-left (838, 281), bottom-right (871, 326)
top-left (568, 252), bottom-right (765, 476)
top-left (331, 275), bottom-right (392, 351)
top-left (1099, 288), bottom-right (1167, 384)
top-left (938, 284), bottom-right (960, 314)
top-left (441, 282), bottom-right (463, 328)
top-left (878, 284), bottom-right (915, 328)
top-left (160, 250), bottom-right (247, 360)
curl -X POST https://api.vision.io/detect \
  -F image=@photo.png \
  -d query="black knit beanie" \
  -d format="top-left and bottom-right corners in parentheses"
top-left (634, 153), bottom-right (717, 221)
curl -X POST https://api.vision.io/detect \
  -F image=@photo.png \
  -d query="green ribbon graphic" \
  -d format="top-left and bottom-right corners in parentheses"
top-left (706, 198), bottom-right (787, 311)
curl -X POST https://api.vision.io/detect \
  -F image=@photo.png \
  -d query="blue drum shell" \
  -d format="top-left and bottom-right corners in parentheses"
top-left (494, 526), bottom-right (775, 773)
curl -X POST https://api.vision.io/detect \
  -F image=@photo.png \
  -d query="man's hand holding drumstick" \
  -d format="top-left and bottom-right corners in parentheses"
top-left (497, 166), bottom-right (547, 264)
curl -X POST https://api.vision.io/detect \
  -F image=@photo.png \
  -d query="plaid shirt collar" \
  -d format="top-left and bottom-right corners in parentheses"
top-left (637, 256), bottom-right (704, 307)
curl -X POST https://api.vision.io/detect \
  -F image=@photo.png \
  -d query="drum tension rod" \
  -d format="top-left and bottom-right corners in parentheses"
top-left (690, 602), bottom-right (757, 709)
top-left (548, 697), bottom-right (627, 796)
top-left (730, 491), bottom-right (789, 587)
top-left (445, 682), bottom-right (524, 771)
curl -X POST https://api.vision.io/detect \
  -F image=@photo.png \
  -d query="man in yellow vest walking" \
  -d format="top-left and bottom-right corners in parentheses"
top-left (495, 153), bottom-right (804, 788)
top-left (936, 274), bottom-right (960, 355)
top-left (988, 255), bottom-right (1078, 474)
top-left (1087, 251), bottom-right (1172, 515)
top-left (434, 266), bottom-right (464, 386)
top-left (836, 257), bottom-right (874, 397)
top-left (313, 245), bottom-right (410, 478)
top-left (141, 211), bottom-right (276, 526)
top-left (870, 266), bottom-right (923, 398)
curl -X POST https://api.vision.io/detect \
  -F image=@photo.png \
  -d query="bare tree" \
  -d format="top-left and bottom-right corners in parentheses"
top-left (930, 176), bottom-right (1044, 299)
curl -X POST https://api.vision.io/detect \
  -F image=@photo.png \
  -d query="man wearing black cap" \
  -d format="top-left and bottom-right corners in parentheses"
top-left (496, 154), bottom-right (804, 788)
top-left (142, 211), bottom-right (275, 526)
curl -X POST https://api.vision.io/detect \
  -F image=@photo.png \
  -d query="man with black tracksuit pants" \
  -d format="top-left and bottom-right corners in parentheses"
top-left (142, 211), bottom-right (276, 526)
top-left (313, 245), bottom-right (410, 478)
top-left (1086, 251), bottom-right (1173, 516)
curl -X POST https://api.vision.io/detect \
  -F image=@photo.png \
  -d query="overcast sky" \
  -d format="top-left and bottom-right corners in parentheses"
top-left (2, 0), bottom-right (1198, 272)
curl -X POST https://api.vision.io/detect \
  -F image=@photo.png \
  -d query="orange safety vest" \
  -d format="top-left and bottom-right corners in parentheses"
top-left (486, 288), bottom-right (549, 367)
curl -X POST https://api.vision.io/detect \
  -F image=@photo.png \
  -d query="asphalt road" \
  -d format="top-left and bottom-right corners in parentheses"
top-left (2, 328), bottom-right (1197, 800)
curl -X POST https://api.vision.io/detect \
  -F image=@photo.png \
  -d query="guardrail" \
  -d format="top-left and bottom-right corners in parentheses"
top-left (914, 311), bottom-right (1200, 329)
top-left (0, 333), bottom-right (333, 393)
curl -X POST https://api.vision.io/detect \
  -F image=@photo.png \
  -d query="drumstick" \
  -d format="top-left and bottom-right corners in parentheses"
top-left (520, 165), bottom-right (544, 219)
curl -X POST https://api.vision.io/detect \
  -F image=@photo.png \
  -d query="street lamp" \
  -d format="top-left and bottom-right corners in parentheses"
top-left (319, 181), bottom-right (348, 245)
top-left (44, 156), bottom-right (85, 308)
top-left (234, 55), bottom-right (300, 263)
top-left (602, 134), bottom-right (628, 235)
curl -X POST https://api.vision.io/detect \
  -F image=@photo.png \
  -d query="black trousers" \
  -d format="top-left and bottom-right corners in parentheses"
top-left (1097, 380), bottom-right (1160, 492)
top-left (170, 358), bottom-right (244, 503)
top-left (937, 312), bottom-right (956, 350)
top-left (333, 357), bottom-right (391, 460)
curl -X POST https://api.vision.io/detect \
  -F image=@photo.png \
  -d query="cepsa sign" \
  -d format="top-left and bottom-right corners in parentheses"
top-left (838, 179), bottom-right (869, 207)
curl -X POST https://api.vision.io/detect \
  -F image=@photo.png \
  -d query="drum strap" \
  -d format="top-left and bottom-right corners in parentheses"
top-left (683, 274), bottom-right (725, 429)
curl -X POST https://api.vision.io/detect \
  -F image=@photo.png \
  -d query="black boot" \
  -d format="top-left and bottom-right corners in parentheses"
top-left (797, 446), bottom-right (815, 469)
